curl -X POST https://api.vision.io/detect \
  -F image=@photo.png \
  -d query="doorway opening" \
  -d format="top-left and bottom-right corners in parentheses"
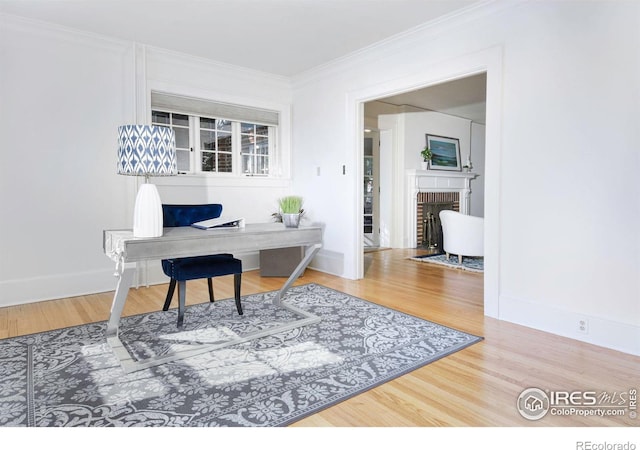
top-left (362, 73), bottom-right (486, 251)
top-left (349, 47), bottom-right (502, 318)
top-left (357, 70), bottom-right (494, 314)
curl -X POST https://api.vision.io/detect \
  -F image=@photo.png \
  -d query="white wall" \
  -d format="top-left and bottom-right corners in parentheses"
top-left (402, 112), bottom-right (486, 216)
top-left (141, 46), bottom-right (297, 282)
top-left (291, 1), bottom-right (640, 354)
top-left (2, 2), bottom-right (638, 355)
top-left (0, 15), bottom-right (296, 305)
top-left (0, 15), bottom-right (136, 305)
top-left (495, 1), bottom-right (639, 354)
top-left (402, 111), bottom-right (472, 172)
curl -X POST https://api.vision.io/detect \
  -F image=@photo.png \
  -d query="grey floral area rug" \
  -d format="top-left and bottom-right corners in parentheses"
top-left (410, 254), bottom-right (484, 272)
top-left (0, 283), bottom-right (482, 427)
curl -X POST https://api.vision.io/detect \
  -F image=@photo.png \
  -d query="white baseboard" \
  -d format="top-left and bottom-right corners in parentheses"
top-left (0, 249), bottom-right (344, 308)
top-left (499, 295), bottom-right (640, 356)
top-left (3, 254), bottom-right (637, 358)
top-left (0, 269), bottom-right (117, 308)
top-left (309, 249), bottom-right (344, 276)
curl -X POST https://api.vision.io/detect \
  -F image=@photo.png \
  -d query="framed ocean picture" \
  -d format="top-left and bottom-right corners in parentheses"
top-left (426, 134), bottom-right (461, 171)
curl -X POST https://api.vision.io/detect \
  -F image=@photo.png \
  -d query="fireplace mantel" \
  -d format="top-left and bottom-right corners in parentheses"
top-left (406, 169), bottom-right (478, 248)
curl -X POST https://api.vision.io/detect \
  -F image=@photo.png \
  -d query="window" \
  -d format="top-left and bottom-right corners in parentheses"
top-left (150, 92), bottom-right (279, 176)
top-left (241, 123), bottom-right (270, 175)
top-left (199, 118), bottom-right (232, 173)
top-left (151, 111), bottom-right (190, 172)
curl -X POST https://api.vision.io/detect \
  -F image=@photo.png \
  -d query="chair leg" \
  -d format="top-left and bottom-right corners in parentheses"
top-left (207, 278), bottom-right (214, 303)
top-left (177, 280), bottom-right (186, 327)
top-left (445, 252), bottom-right (450, 261)
top-left (458, 254), bottom-right (463, 265)
top-left (234, 273), bottom-right (243, 316)
top-left (163, 279), bottom-right (176, 311)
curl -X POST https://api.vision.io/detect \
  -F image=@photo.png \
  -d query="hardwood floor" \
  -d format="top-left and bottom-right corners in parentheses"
top-left (1, 248), bottom-right (638, 427)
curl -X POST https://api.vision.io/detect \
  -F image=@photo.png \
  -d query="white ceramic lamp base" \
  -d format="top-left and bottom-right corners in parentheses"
top-left (133, 183), bottom-right (163, 238)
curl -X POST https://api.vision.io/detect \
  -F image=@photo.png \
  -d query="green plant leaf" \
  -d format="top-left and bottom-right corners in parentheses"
top-left (278, 196), bottom-right (303, 214)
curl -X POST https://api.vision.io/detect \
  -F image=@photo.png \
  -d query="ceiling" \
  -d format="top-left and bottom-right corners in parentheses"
top-left (0, 0), bottom-right (486, 121)
top-left (0, 0), bottom-right (482, 76)
top-left (375, 72), bottom-right (487, 124)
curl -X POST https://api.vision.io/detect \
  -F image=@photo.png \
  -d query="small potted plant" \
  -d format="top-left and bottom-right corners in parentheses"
top-left (278, 195), bottom-right (304, 228)
top-left (421, 146), bottom-right (432, 170)
top-left (263, 198), bottom-right (306, 276)
top-left (463, 156), bottom-right (473, 172)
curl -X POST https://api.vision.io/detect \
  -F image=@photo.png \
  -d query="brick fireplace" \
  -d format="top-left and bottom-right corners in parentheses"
top-left (406, 169), bottom-right (477, 248)
top-left (416, 192), bottom-right (459, 251)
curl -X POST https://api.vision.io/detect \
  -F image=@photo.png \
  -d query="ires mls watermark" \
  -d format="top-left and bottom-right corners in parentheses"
top-left (517, 387), bottom-right (637, 421)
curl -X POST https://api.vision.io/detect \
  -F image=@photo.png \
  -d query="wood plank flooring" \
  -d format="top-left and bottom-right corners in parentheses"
top-left (1, 248), bottom-right (638, 427)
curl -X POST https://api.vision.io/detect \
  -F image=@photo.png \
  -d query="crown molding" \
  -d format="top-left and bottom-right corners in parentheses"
top-left (291, 0), bottom-right (520, 89)
top-left (0, 12), bottom-right (130, 53)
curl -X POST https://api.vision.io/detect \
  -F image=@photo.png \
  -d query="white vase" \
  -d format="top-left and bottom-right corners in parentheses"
top-left (133, 182), bottom-right (163, 237)
top-left (282, 213), bottom-right (300, 228)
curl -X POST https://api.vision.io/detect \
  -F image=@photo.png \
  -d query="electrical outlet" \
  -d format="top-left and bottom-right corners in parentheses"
top-left (577, 318), bottom-right (589, 334)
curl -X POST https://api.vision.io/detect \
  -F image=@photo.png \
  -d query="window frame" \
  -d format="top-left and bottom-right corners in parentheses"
top-left (151, 108), bottom-right (277, 177)
top-left (198, 116), bottom-right (234, 175)
top-left (149, 90), bottom-right (292, 180)
top-left (240, 122), bottom-right (272, 177)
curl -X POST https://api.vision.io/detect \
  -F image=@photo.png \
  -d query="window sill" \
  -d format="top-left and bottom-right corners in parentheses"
top-left (153, 173), bottom-right (290, 188)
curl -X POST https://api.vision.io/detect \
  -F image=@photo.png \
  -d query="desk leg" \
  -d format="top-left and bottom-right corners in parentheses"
top-left (103, 248), bottom-right (321, 373)
top-left (273, 243), bottom-right (322, 306)
top-left (105, 262), bottom-right (136, 337)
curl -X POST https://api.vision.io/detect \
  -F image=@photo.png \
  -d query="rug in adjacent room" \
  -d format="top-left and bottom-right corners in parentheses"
top-left (410, 253), bottom-right (484, 272)
top-left (0, 283), bottom-right (482, 427)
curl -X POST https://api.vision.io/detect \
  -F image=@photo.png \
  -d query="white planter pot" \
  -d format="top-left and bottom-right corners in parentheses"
top-left (282, 213), bottom-right (301, 228)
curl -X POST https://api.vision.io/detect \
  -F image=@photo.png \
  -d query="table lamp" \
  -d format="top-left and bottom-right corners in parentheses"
top-left (117, 125), bottom-right (177, 237)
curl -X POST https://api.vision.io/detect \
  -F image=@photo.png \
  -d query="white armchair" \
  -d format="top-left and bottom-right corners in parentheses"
top-left (439, 210), bottom-right (484, 264)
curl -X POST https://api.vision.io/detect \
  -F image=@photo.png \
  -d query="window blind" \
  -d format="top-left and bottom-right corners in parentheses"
top-left (151, 92), bottom-right (279, 126)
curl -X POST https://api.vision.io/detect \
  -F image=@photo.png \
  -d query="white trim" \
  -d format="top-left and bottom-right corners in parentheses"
top-left (0, 270), bottom-right (117, 308)
top-left (144, 44), bottom-right (290, 85)
top-left (150, 107), bottom-right (277, 177)
top-left (500, 295), bottom-right (640, 357)
top-left (134, 43), bottom-right (147, 123)
top-left (145, 85), bottom-right (292, 180)
top-left (347, 45), bottom-right (503, 319)
top-left (0, 12), bottom-right (132, 54)
top-left (292, 0), bottom-right (517, 88)
top-left (151, 91), bottom-right (279, 126)
top-left (0, 248), bottom-right (338, 309)
top-left (482, 48), bottom-right (503, 319)
top-left (154, 173), bottom-right (290, 188)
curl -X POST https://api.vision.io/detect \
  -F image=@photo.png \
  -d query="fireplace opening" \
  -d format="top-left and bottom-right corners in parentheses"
top-left (416, 192), bottom-right (459, 253)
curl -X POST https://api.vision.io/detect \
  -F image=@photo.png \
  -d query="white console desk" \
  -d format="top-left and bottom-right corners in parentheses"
top-left (103, 223), bottom-right (323, 372)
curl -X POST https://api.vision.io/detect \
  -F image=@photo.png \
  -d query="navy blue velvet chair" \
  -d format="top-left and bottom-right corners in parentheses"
top-left (161, 204), bottom-right (243, 327)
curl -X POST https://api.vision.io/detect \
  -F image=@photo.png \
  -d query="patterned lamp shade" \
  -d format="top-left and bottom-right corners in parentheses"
top-left (117, 125), bottom-right (177, 176)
